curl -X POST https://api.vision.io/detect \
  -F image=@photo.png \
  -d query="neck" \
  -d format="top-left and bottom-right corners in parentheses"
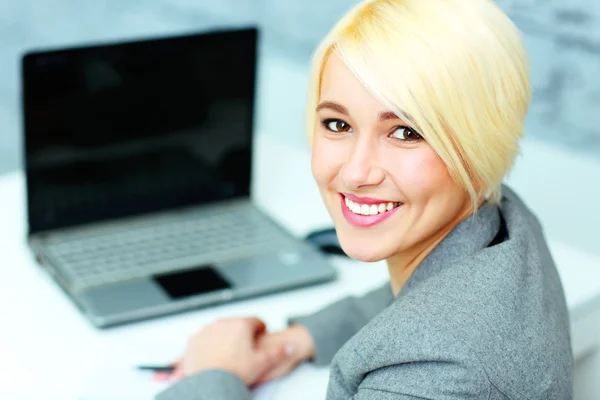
top-left (386, 203), bottom-right (476, 297)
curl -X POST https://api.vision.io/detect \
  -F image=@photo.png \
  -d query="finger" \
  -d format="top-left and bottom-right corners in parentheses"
top-left (255, 363), bottom-right (287, 385)
top-left (153, 371), bottom-right (172, 382)
top-left (169, 358), bottom-right (183, 367)
top-left (256, 343), bottom-right (288, 377)
top-left (256, 333), bottom-right (268, 347)
top-left (153, 357), bottom-right (182, 381)
top-left (255, 346), bottom-right (296, 384)
top-left (172, 363), bottom-right (185, 380)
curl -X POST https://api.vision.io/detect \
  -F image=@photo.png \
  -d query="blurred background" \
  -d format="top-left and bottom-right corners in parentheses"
top-left (1, 0), bottom-right (598, 255)
top-left (2, 0), bottom-right (600, 163)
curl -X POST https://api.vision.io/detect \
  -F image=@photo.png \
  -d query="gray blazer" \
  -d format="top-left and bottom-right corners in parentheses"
top-left (157, 186), bottom-right (573, 399)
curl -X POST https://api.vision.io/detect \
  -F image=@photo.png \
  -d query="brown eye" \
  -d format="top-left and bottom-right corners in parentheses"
top-left (324, 119), bottom-right (353, 133)
top-left (389, 126), bottom-right (422, 142)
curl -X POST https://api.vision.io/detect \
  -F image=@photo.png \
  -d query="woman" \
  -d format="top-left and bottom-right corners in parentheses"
top-left (157, 0), bottom-right (573, 398)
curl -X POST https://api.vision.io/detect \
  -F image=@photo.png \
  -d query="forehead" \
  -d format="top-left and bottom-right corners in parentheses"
top-left (319, 53), bottom-right (388, 114)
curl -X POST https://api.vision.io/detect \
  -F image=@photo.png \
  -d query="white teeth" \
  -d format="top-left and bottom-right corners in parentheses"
top-left (360, 204), bottom-right (370, 215)
top-left (344, 196), bottom-right (401, 216)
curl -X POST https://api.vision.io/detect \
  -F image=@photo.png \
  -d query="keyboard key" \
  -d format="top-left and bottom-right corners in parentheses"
top-left (50, 204), bottom-right (298, 288)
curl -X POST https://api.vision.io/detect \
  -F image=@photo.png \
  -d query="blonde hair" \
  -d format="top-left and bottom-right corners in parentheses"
top-left (306, 0), bottom-right (530, 209)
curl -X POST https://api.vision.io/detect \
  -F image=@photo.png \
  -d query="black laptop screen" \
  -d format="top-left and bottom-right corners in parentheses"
top-left (23, 28), bottom-right (257, 234)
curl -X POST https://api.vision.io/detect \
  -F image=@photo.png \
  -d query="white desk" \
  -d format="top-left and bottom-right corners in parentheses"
top-left (1, 134), bottom-right (600, 399)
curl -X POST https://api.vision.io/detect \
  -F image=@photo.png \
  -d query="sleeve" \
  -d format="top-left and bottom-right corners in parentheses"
top-left (155, 369), bottom-right (251, 400)
top-left (288, 282), bottom-right (393, 365)
top-left (351, 360), bottom-right (492, 400)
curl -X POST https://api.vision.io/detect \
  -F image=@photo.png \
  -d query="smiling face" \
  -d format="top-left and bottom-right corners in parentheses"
top-left (311, 54), bottom-right (472, 263)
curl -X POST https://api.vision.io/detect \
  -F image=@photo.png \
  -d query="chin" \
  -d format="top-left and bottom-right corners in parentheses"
top-left (339, 239), bottom-right (395, 263)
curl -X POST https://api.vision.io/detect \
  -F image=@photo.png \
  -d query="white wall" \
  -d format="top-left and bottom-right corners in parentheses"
top-left (2, 0), bottom-right (600, 173)
top-left (506, 136), bottom-right (600, 256)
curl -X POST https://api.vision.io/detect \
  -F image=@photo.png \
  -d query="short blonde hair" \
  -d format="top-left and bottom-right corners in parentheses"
top-left (306, 0), bottom-right (530, 209)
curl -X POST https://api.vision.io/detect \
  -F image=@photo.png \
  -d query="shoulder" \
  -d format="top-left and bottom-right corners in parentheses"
top-left (352, 188), bottom-right (572, 398)
top-left (337, 300), bottom-right (493, 399)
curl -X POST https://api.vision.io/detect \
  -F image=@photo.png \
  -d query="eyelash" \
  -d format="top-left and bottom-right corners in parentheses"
top-left (321, 118), bottom-right (352, 134)
top-left (320, 118), bottom-right (423, 142)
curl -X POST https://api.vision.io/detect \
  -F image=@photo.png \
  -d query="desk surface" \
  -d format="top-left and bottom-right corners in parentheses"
top-left (1, 134), bottom-right (600, 399)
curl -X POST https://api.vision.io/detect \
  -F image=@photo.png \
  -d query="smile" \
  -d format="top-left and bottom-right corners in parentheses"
top-left (340, 193), bottom-right (403, 227)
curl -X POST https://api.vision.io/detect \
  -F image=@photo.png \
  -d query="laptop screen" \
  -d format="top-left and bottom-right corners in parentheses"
top-left (23, 28), bottom-right (257, 234)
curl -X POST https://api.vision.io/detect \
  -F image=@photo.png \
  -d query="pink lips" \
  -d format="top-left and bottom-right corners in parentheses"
top-left (340, 194), bottom-right (402, 228)
top-left (342, 192), bottom-right (390, 205)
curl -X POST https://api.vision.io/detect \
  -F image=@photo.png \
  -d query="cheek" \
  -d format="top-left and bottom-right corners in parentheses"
top-left (387, 147), bottom-right (454, 199)
top-left (311, 135), bottom-right (345, 187)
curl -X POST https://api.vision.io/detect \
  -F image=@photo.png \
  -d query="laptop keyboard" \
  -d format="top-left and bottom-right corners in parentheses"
top-left (42, 202), bottom-right (299, 289)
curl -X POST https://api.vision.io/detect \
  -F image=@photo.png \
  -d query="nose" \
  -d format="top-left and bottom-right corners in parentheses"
top-left (340, 136), bottom-right (385, 190)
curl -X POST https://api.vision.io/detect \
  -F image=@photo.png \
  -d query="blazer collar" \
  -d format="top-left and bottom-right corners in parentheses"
top-left (399, 202), bottom-right (501, 296)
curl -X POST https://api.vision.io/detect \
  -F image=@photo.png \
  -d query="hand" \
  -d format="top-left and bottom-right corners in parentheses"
top-left (255, 324), bottom-right (315, 385)
top-left (153, 357), bottom-right (184, 382)
top-left (156, 317), bottom-right (290, 386)
top-left (154, 322), bottom-right (316, 386)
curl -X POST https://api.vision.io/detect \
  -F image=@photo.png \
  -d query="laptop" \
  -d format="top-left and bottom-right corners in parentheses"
top-left (22, 28), bottom-right (337, 328)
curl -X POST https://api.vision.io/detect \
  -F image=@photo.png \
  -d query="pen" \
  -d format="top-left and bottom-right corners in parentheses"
top-left (137, 365), bottom-right (176, 372)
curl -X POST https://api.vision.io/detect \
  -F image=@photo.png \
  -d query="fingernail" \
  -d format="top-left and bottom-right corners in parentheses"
top-left (284, 344), bottom-right (295, 356)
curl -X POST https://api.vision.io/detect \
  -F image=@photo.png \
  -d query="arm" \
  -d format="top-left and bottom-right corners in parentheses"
top-left (155, 318), bottom-right (287, 400)
top-left (156, 370), bottom-right (250, 400)
top-left (289, 282), bottom-right (393, 365)
top-left (350, 360), bottom-right (492, 400)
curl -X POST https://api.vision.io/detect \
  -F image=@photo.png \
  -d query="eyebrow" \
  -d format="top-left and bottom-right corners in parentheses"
top-left (316, 101), bottom-right (348, 115)
top-left (377, 111), bottom-right (401, 122)
top-left (316, 101), bottom-right (417, 127)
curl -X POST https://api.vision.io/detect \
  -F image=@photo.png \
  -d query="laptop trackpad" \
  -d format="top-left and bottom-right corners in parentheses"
top-left (78, 266), bottom-right (232, 323)
top-left (153, 266), bottom-right (231, 299)
top-left (79, 278), bottom-right (170, 319)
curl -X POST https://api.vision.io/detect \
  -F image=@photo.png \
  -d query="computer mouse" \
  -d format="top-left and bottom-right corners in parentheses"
top-left (305, 228), bottom-right (348, 257)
